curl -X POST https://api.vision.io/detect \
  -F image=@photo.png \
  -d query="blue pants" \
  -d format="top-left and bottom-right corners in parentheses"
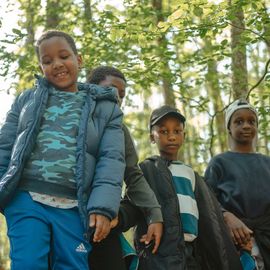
top-left (4, 191), bottom-right (91, 270)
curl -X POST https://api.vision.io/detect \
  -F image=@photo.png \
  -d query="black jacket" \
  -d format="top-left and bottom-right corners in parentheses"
top-left (120, 156), bottom-right (242, 270)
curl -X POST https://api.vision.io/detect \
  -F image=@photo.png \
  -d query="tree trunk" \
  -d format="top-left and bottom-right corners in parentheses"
top-left (262, 2), bottom-right (270, 54)
top-left (152, 0), bottom-right (175, 107)
top-left (46, 0), bottom-right (61, 28)
top-left (204, 38), bottom-right (226, 154)
top-left (24, 2), bottom-right (35, 46)
top-left (181, 105), bottom-right (192, 165)
top-left (16, 0), bottom-right (40, 92)
top-left (83, 0), bottom-right (92, 21)
top-left (252, 45), bottom-right (270, 155)
top-left (229, 0), bottom-right (248, 98)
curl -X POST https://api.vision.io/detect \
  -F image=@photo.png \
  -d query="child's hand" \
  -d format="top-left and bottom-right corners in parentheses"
top-left (89, 214), bottom-right (111, 242)
top-left (223, 211), bottom-right (253, 246)
top-left (239, 239), bottom-right (253, 253)
top-left (140, 222), bottom-right (163, 254)
top-left (110, 216), bottom-right (119, 229)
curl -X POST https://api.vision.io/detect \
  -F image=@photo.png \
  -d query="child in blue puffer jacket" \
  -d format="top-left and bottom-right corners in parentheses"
top-left (0, 30), bottom-right (125, 270)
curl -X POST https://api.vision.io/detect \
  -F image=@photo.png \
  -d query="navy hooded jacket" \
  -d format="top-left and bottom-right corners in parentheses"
top-left (0, 76), bottom-right (125, 235)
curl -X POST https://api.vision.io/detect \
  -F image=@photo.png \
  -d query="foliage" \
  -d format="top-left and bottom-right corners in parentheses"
top-left (0, 216), bottom-right (9, 270)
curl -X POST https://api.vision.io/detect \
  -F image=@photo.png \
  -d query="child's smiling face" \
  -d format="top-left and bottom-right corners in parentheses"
top-left (38, 36), bottom-right (82, 92)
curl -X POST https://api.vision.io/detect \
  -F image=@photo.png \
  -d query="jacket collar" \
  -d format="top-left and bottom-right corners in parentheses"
top-left (34, 75), bottom-right (119, 103)
top-left (146, 155), bottom-right (172, 167)
top-left (78, 82), bottom-right (119, 103)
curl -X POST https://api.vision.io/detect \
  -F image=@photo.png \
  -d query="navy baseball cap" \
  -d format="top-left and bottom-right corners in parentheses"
top-left (150, 105), bottom-right (186, 129)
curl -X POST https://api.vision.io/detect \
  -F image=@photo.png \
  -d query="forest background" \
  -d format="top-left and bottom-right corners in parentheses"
top-left (0, 0), bottom-right (270, 268)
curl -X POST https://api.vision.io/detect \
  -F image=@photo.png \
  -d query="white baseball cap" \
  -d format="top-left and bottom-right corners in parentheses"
top-left (225, 98), bottom-right (258, 129)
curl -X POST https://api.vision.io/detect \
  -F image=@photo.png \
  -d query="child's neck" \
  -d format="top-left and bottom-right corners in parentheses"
top-left (230, 144), bottom-right (256, 153)
top-left (159, 152), bottom-right (178, 161)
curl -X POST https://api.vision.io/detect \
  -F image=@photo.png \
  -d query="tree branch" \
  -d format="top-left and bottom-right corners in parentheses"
top-left (246, 58), bottom-right (270, 99)
top-left (227, 21), bottom-right (269, 45)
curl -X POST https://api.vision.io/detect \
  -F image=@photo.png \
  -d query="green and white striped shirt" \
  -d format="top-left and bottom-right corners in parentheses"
top-left (169, 161), bottom-right (199, 242)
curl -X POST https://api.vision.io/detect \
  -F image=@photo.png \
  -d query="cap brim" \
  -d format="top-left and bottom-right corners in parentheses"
top-left (151, 112), bottom-right (186, 127)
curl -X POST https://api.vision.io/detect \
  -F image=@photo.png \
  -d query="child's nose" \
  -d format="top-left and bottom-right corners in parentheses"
top-left (243, 121), bottom-right (251, 128)
top-left (168, 133), bottom-right (176, 141)
top-left (53, 59), bottom-right (64, 69)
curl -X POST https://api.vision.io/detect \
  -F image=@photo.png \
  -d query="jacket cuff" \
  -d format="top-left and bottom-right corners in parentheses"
top-left (88, 210), bottom-right (112, 221)
top-left (145, 207), bottom-right (163, 224)
top-left (221, 208), bottom-right (227, 213)
top-left (116, 208), bottom-right (130, 232)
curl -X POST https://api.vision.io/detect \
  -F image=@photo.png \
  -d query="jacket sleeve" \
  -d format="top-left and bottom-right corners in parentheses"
top-left (0, 95), bottom-right (22, 179)
top-left (87, 103), bottom-right (125, 220)
top-left (204, 159), bottom-right (222, 198)
top-left (123, 124), bottom-right (163, 224)
top-left (117, 196), bottom-right (144, 232)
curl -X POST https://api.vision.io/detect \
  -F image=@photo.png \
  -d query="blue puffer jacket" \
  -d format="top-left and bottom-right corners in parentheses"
top-left (0, 76), bottom-right (125, 235)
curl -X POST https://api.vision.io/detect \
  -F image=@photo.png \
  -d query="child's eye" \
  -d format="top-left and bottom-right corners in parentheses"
top-left (159, 130), bottom-right (168, 135)
top-left (249, 120), bottom-right (256, 125)
top-left (236, 120), bottom-right (243, 125)
top-left (61, 55), bottom-right (69, 59)
top-left (174, 130), bottom-right (183, 134)
top-left (42, 59), bottom-right (51, 65)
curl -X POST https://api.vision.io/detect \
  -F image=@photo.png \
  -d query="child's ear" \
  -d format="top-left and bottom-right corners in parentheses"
top-left (150, 133), bottom-right (155, 144)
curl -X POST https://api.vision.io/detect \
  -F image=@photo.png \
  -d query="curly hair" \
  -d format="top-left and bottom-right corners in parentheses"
top-left (87, 66), bottom-right (126, 84)
top-left (35, 30), bottom-right (78, 60)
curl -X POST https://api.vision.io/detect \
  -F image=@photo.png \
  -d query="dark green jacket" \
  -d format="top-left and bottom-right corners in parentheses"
top-left (122, 125), bottom-right (162, 224)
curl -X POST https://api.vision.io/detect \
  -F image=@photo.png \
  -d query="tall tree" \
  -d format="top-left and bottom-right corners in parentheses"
top-left (15, 0), bottom-right (41, 91)
top-left (46, 0), bottom-right (61, 28)
top-left (83, 0), bottom-right (92, 21)
top-left (229, 0), bottom-right (248, 98)
top-left (261, 2), bottom-right (270, 54)
top-left (152, 0), bottom-right (176, 107)
top-left (204, 38), bottom-right (226, 154)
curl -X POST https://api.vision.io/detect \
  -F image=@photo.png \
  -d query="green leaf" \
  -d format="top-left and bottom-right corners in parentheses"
top-left (251, 2), bottom-right (257, 10)
top-left (221, 39), bottom-right (228, 46)
top-left (168, 8), bottom-right (185, 23)
top-left (199, 28), bottom-right (207, 38)
top-left (157, 21), bottom-right (170, 32)
top-left (194, 7), bottom-right (203, 17)
top-left (12, 28), bottom-right (23, 37)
